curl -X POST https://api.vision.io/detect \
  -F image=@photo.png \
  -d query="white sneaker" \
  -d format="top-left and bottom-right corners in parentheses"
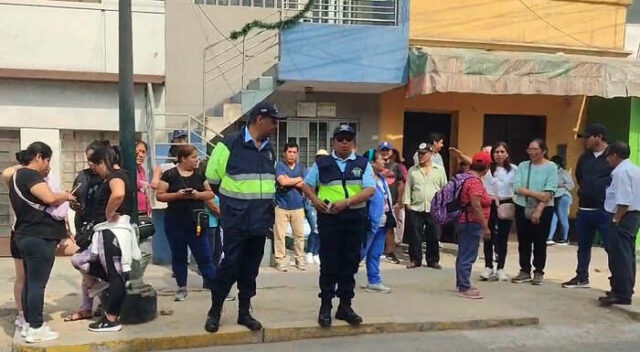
top-left (174, 286), bottom-right (188, 302)
top-left (21, 323), bottom-right (29, 338)
top-left (546, 240), bottom-right (556, 245)
top-left (313, 255), bottom-right (320, 265)
top-left (25, 325), bottom-right (59, 343)
top-left (365, 283), bottom-right (392, 294)
top-left (496, 269), bottom-right (509, 281)
top-left (305, 253), bottom-right (314, 264)
top-left (479, 267), bottom-right (494, 281)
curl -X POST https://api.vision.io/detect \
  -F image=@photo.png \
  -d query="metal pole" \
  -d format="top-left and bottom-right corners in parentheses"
top-left (119, 0), bottom-right (138, 222)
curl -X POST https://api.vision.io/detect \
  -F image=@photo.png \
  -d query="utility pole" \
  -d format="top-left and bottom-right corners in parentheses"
top-left (119, 0), bottom-right (138, 222)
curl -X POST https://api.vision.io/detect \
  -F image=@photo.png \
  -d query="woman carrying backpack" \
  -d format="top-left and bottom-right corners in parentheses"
top-left (455, 152), bottom-right (492, 299)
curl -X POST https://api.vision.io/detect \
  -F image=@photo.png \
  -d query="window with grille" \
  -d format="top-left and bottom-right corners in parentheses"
top-left (60, 130), bottom-right (119, 190)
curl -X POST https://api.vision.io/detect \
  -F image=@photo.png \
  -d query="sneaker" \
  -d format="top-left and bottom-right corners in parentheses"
top-left (479, 267), bottom-right (494, 281)
top-left (365, 283), bottom-right (392, 294)
top-left (88, 280), bottom-right (110, 298)
top-left (25, 324), bottom-right (59, 343)
top-left (305, 253), bottom-right (314, 264)
top-left (174, 287), bottom-right (188, 302)
top-left (511, 271), bottom-right (532, 283)
top-left (562, 277), bottom-right (590, 289)
top-left (496, 269), bottom-right (509, 282)
top-left (296, 262), bottom-right (307, 272)
top-left (546, 240), bottom-right (556, 245)
top-left (385, 253), bottom-right (401, 264)
top-left (313, 255), bottom-right (321, 265)
top-left (557, 241), bottom-right (569, 246)
top-left (88, 316), bottom-right (122, 332)
top-left (274, 262), bottom-right (288, 272)
top-left (532, 273), bottom-right (544, 286)
top-left (21, 323), bottom-right (29, 338)
top-left (225, 294), bottom-right (236, 301)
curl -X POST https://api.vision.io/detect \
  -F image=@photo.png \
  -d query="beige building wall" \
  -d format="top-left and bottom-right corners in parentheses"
top-left (411, 0), bottom-right (629, 53)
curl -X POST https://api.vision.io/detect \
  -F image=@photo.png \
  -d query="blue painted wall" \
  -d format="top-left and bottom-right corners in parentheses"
top-left (278, 0), bottom-right (409, 84)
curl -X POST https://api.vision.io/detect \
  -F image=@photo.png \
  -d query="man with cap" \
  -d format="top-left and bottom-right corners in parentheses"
top-left (302, 124), bottom-right (375, 328)
top-left (403, 143), bottom-right (447, 269)
top-left (204, 102), bottom-right (285, 333)
top-left (599, 142), bottom-right (640, 306)
top-left (562, 123), bottom-right (613, 289)
top-left (378, 141), bottom-right (405, 264)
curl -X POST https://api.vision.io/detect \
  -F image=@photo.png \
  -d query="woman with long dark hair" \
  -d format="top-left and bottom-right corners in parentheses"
top-left (80, 144), bottom-right (139, 332)
top-left (511, 139), bottom-right (557, 286)
top-left (479, 142), bottom-right (518, 282)
top-left (157, 145), bottom-right (216, 302)
top-left (10, 142), bottom-right (75, 343)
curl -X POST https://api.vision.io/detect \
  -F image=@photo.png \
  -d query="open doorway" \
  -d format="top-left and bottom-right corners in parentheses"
top-left (402, 112), bottom-right (452, 174)
top-left (483, 115), bottom-right (546, 164)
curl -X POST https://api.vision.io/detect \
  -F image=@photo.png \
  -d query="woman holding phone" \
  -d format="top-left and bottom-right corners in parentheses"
top-left (157, 145), bottom-right (216, 301)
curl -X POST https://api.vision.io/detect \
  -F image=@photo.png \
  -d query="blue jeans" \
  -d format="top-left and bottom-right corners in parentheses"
top-left (455, 223), bottom-right (482, 291)
top-left (549, 194), bottom-right (573, 242)
top-left (575, 209), bottom-right (612, 281)
top-left (361, 227), bottom-right (387, 285)
top-left (164, 213), bottom-right (216, 288)
top-left (304, 199), bottom-right (320, 255)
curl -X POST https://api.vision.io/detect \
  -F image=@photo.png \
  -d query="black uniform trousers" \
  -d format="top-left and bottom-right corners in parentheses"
top-left (406, 210), bottom-right (441, 266)
top-left (608, 212), bottom-right (640, 301)
top-left (317, 209), bottom-right (366, 301)
top-left (210, 230), bottom-right (266, 304)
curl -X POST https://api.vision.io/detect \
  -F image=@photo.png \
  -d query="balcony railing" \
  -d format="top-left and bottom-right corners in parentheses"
top-left (196, 0), bottom-right (398, 26)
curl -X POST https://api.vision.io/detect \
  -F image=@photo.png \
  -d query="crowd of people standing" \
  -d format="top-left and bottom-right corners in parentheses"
top-left (5, 103), bottom-right (640, 341)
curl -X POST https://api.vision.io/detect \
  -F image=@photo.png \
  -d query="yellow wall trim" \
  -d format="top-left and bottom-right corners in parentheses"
top-left (551, 0), bottom-right (631, 6)
top-left (409, 38), bottom-right (630, 58)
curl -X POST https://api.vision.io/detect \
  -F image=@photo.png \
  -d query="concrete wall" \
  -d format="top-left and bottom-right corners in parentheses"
top-left (0, 0), bottom-right (164, 75)
top-left (625, 24), bottom-right (640, 57)
top-left (165, 1), bottom-right (283, 116)
top-left (0, 79), bottom-right (155, 132)
top-left (411, 0), bottom-right (629, 50)
top-left (379, 88), bottom-right (586, 177)
top-left (268, 91), bottom-right (380, 151)
top-left (278, 0), bottom-right (409, 84)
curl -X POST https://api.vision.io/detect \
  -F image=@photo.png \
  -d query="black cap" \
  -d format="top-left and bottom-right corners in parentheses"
top-left (578, 123), bottom-right (607, 139)
top-left (417, 142), bottom-right (434, 153)
top-left (333, 124), bottom-right (356, 137)
top-left (250, 102), bottom-right (286, 120)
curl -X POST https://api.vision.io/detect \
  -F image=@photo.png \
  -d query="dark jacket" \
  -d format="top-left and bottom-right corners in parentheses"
top-left (575, 150), bottom-right (612, 209)
top-left (72, 169), bottom-right (103, 230)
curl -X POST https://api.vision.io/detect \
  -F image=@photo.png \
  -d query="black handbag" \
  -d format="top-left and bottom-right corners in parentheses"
top-left (75, 222), bottom-right (94, 250)
top-left (118, 283), bottom-right (158, 324)
top-left (137, 215), bottom-right (155, 241)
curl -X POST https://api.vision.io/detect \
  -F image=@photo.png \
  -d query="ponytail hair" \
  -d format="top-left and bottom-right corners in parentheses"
top-left (15, 142), bottom-right (52, 166)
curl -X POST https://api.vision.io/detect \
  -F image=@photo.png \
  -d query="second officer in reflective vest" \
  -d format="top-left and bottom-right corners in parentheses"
top-left (204, 102), bottom-right (284, 333)
top-left (302, 124), bottom-right (375, 327)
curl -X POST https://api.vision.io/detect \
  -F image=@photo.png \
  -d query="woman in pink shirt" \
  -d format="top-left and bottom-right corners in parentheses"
top-left (135, 140), bottom-right (152, 277)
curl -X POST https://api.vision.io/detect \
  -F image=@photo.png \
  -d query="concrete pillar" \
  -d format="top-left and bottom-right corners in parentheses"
top-left (20, 128), bottom-right (61, 186)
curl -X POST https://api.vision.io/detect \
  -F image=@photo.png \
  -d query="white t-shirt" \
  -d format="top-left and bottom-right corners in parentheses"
top-left (485, 164), bottom-right (518, 199)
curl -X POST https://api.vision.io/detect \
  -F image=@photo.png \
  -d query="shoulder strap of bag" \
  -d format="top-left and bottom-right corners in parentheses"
top-left (525, 161), bottom-right (532, 203)
top-left (12, 171), bottom-right (46, 212)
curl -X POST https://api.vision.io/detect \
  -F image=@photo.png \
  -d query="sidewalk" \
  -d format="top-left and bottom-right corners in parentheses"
top-left (1, 242), bottom-right (638, 351)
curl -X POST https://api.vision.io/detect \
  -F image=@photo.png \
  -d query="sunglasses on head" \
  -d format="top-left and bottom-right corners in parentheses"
top-left (335, 136), bottom-right (353, 143)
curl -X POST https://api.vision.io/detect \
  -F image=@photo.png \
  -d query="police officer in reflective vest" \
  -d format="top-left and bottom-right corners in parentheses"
top-left (302, 125), bottom-right (375, 327)
top-left (204, 102), bottom-right (284, 333)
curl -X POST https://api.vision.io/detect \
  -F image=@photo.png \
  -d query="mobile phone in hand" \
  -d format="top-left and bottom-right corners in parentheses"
top-left (184, 188), bottom-right (194, 194)
top-left (323, 199), bottom-right (332, 211)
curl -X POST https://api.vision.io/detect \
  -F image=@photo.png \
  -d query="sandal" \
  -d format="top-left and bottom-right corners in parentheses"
top-left (64, 310), bottom-right (92, 322)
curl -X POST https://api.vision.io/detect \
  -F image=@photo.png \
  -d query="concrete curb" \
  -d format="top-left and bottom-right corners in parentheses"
top-left (13, 316), bottom-right (539, 352)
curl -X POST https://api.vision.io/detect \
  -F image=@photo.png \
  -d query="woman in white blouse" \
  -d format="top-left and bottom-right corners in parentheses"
top-left (480, 142), bottom-right (518, 282)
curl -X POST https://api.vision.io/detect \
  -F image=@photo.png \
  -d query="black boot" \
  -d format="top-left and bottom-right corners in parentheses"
top-left (335, 299), bottom-right (362, 326)
top-left (204, 298), bottom-right (224, 333)
top-left (237, 299), bottom-right (262, 331)
top-left (318, 299), bottom-right (332, 328)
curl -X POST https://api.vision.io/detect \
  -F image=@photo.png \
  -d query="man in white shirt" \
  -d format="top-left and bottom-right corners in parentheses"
top-left (599, 142), bottom-right (640, 306)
